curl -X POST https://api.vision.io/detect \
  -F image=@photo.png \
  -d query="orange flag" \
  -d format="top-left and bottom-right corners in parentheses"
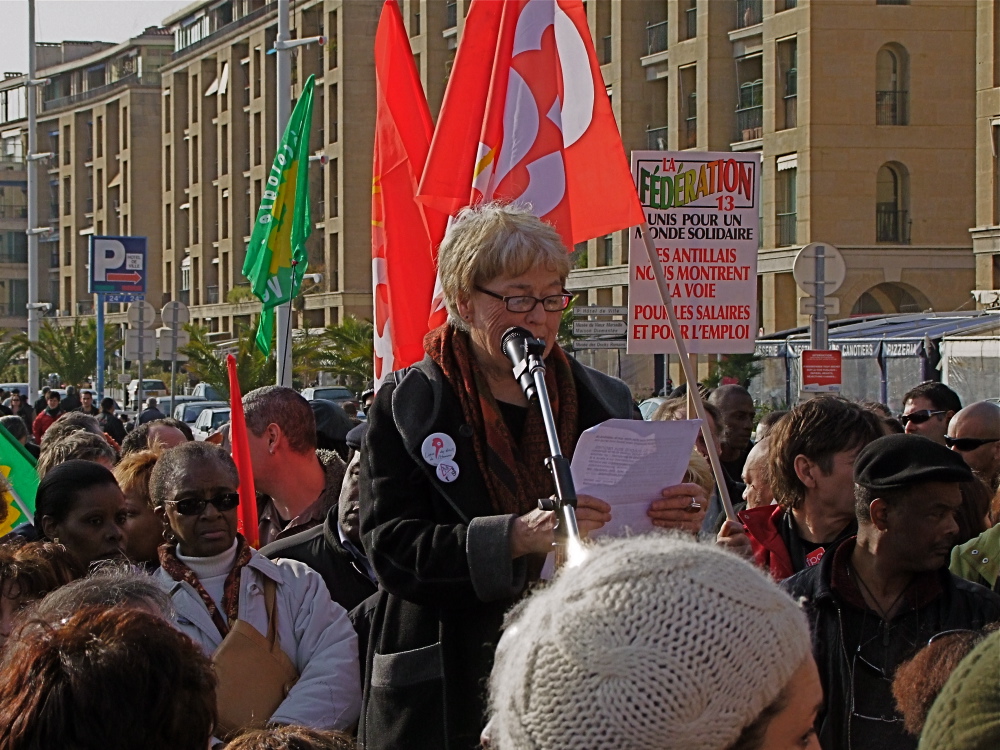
top-left (418, 0), bottom-right (645, 326)
top-left (372, 0), bottom-right (446, 386)
top-left (227, 354), bottom-right (259, 547)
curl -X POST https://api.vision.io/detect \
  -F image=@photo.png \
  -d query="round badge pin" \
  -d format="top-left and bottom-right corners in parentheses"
top-left (436, 460), bottom-right (460, 483)
top-left (421, 432), bottom-right (457, 466)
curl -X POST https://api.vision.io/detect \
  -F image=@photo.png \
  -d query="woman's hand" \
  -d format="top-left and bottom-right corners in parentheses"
top-left (646, 482), bottom-right (707, 535)
top-left (509, 509), bottom-right (557, 558)
top-left (716, 519), bottom-right (753, 560)
top-left (575, 495), bottom-right (612, 537)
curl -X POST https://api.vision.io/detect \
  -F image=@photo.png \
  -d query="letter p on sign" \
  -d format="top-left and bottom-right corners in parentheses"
top-left (93, 238), bottom-right (125, 282)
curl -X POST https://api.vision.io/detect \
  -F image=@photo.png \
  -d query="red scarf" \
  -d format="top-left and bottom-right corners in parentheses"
top-left (424, 325), bottom-right (579, 516)
top-left (158, 534), bottom-right (253, 638)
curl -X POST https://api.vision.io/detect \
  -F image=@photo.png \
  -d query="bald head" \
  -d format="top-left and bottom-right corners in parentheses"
top-left (708, 385), bottom-right (755, 458)
top-left (741, 439), bottom-right (774, 509)
top-left (948, 402), bottom-right (1000, 489)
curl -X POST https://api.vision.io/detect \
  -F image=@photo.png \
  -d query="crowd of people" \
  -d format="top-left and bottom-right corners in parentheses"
top-left (1, 204), bottom-right (999, 749)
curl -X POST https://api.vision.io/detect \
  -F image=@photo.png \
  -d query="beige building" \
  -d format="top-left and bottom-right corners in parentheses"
top-left (972, 0), bottom-right (1000, 302)
top-left (0, 74), bottom-right (31, 333)
top-left (160, 0), bottom-right (379, 336)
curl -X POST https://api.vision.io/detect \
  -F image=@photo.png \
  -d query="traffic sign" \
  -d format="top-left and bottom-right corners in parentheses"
top-left (161, 301), bottom-right (190, 328)
top-left (126, 301), bottom-right (156, 329)
top-left (572, 339), bottom-right (627, 350)
top-left (88, 236), bottom-right (147, 295)
top-left (157, 328), bottom-right (191, 362)
top-left (793, 243), bottom-right (846, 296)
top-left (124, 329), bottom-right (156, 361)
top-left (573, 320), bottom-right (628, 336)
top-left (573, 306), bottom-right (627, 316)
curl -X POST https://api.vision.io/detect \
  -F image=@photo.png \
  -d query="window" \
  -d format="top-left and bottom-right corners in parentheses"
top-left (647, 18), bottom-right (668, 56)
top-left (445, 2), bottom-right (457, 29)
top-left (96, 169), bottom-right (103, 210)
top-left (601, 235), bottom-right (614, 266)
top-left (328, 158), bottom-right (338, 218)
top-left (221, 124), bottom-right (228, 175)
top-left (777, 37), bottom-right (797, 130)
top-left (192, 135), bottom-right (199, 183)
top-left (63, 125), bottom-right (71, 165)
top-left (192, 196), bottom-right (200, 245)
top-left (328, 83), bottom-right (338, 143)
top-left (683, 0), bottom-right (697, 41)
top-left (735, 55), bottom-right (763, 142)
top-left (735, 0), bottom-right (762, 29)
top-left (63, 177), bottom-right (71, 216)
top-left (876, 162), bottom-right (910, 243)
top-left (121, 107), bottom-right (128, 148)
top-left (680, 65), bottom-right (697, 149)
top-left (327, 11), bottom-right (338, 70)
top-left (776, 159), bottom-right (797, 247)
top-left (876, 45), bottom-right (908, 125)
top-left (165, 204), bottom-right (172, 249)
top-left (0, 232), bottom-right (28, 263)
top-left (96, 116), bottom-right (103, 158)
top-left (329, 232), bottom-right (339, 290)
top-left (164, 90), bottom-right (171, 133)
top-left (165, 144), bottom-right (172, 191)
top-left (222, 194), bottom-right (229, 239)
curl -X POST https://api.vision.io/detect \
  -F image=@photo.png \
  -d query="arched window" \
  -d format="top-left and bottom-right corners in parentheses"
top-left (876, 162), bottom-right (910, 243)
top-left (850, 283), bottom-right (929, 315)
top-left (876, 44), bottom-right (909, 125)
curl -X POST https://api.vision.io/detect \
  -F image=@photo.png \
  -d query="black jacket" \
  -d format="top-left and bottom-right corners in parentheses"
top-left (260, 511), bottom-right (378, 613)
top-left (782, 539), bottom-right (1000, 750)
top-left (358, 354), bottom-right (633, 750)
top-left (98, 411), bottom-right (127, 444)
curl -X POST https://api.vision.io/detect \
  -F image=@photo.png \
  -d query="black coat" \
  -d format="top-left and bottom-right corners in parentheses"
top-left (782, 539), bottom-right (1000, 750)
top-left (358, 354), bottom-right (633, 750)
top-left (260, 511), bottom-right (378, 613)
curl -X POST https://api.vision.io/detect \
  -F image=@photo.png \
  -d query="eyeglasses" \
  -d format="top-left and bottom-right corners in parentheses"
top-left (944, 436), bottom-right (1000, 452)
top-left (474, 285), bottom-right (574, 313)
top-left (899, 409), bottom-right (946, 426)
top-left (167, 492), bottom-right (241, 516)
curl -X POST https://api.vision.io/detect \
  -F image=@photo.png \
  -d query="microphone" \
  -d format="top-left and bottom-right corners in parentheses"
top-left (501, 326), bottom-right (544, 403)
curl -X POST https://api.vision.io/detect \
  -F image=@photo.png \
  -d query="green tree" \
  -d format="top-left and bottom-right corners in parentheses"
top-left (12, 320), bottom-right (121, 387)
top-left (317, 316), bottom-right (374, 395)
top-left (0, 331), bottom-right (27, 381)
top-left (703, 352), bottom-right (764, 389)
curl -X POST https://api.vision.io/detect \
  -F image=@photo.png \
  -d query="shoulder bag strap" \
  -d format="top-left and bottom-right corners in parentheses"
top-left (263, 576), bottom-right (279, 650)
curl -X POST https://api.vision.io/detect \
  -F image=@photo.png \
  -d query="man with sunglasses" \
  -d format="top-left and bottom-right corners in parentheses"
top-left (783, 434), bottom-right (1000, 750)
top-left (946, 401), bottom-right (1000, 494)
top-left (900, 382), bottom-right (962, 445)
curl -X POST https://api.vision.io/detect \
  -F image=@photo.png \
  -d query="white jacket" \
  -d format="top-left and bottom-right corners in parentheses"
top-left (155, 549), bottom-right (361, 730)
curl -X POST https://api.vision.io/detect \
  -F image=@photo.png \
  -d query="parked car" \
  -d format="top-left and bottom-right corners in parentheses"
top-left (127, 379), bottom-right (169, 410)
top-left (300, 386), bottom-right (356, 407)
top-left (192, 406), bottom-right (231, 441)
top-left (174, 399), bottom-right (228, 426)
top-left (638, 397), bottom-right (667, 420)
top-left (0, 383), bottom-right (30, 408)
top-left (191, 382), bottom-right (224, 401)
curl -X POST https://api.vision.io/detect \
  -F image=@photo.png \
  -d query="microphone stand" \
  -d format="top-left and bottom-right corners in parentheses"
top-left (514, 336), bottom-right (582, 550)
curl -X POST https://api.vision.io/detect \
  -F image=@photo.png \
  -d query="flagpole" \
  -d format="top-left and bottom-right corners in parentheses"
top-left (639, 222), bottom-right (736, 522)
top-left (274, 0), bottom-right (293, 387)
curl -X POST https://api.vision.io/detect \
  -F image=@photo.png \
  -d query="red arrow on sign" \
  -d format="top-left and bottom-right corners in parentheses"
top-left (106, 271), bottom-right (142, 283)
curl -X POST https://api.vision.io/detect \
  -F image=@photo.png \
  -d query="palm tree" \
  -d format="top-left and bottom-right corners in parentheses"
top-left (0, 331), bottom-right (27, 381)
top-left (12, 319), bottom-right (121, 387)
top-left (317, 316), bottom-right (374, 395)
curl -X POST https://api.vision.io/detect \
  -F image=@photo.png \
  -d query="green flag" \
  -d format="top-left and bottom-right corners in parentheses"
top-left (243, 75), bottom-right (316, 355)
top-left (0, 422), bottom-right (37, 537)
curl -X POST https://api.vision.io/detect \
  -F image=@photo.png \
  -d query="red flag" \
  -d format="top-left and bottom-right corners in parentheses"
top-left (418, 0), bottom-right (645, 324)
top-left (372, 0), bottom-right (446, 386)
top-left (226, 354), bottom-right (259, 548)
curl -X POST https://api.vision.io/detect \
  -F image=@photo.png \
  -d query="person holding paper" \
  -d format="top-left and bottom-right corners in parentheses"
top-left (358, 204), bottom-right (707, 750)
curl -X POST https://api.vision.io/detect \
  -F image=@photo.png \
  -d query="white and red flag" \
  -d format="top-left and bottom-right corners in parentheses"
top-left (371, 0), bottom-right (445, 386)
top-left (418, 0), bottom-right (645, 327)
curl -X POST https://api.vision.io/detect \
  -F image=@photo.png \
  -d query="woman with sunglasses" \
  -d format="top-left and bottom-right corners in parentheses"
top-left (358, 204), bottom-right (708, 750)
top-left (150, 441), bottom-right (361, 734)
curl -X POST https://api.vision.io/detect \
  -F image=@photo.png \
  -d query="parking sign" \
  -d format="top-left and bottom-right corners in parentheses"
top-left (88, 236), bottom-right (147, 294)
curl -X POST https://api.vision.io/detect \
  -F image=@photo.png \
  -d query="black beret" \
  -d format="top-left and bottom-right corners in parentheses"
top-left (854, 434), bottom-right (973, 491)
top-left (346, 422), bottom-right (368, 451)
top-left (309, 399), bottom-right (354, 443)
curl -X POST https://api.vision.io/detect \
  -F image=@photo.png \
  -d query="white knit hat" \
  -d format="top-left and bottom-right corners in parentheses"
top-left (487, 534), bottom-right (812, 750)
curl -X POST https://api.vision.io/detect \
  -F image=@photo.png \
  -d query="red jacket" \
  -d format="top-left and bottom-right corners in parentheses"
top-left (738, 504), bottom-right (795, 581)
top-left (32, 409), bottom-right (62, 443)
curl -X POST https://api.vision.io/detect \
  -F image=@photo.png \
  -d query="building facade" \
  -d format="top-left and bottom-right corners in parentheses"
top-left (972, 0), bottom-right (1000, 303)
top-left (0, 74), bottom-right (30, 333)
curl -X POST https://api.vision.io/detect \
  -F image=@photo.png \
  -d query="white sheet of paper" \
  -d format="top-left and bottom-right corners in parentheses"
top-left (572, 418), bottom-right (701, 538)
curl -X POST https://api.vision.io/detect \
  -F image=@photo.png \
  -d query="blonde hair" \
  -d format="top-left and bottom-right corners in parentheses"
top-left (683, 449), bottom-right (715, 498)
top-left (437, 203), bottom-right (570, 331)
top-left (36, 432), bottom-right (117, 480)
top-left (113, 449), bottom-right (160, 510)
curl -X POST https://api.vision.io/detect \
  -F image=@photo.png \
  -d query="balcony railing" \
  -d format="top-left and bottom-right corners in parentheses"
top-left (0, 247), bottom-right (28, 263)
top-left (0, 303), bottom-right (21, 318)
top-left (42, 72), bottom-right (162, 112)
top-left (172, 2), bottom-right (275, 60)
top-left (736, 0), bottom-right (762, 28)
top-left (735, 106), bottom-right (763, 141)
top-left (776, 212), bottom-right (796, 247)
top-left (0, 205), bottom-right (27, 219)
top-left (76, 300), bottom-right (95, 316)
top-left (646, 20), bottom-right (668, 55)
top-left (206, 285), bottom-right (219, 304)
top-left (445, 2), bottom-right (457, 29)
top-left (0, 154), bottom-right (25, 169)
top-left (686, 7), bottom-right (697, 39)
top-left (683, 117), bottom-right (697, 149)
top-left (646, 126), bottom-right (668, 150)
top-left (876, 207), bottom-right (910, 243)
top-left (876, 90), bottom-right (908, 125)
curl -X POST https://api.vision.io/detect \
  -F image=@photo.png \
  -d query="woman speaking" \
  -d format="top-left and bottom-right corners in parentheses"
top-left (359, 204), bottom-right (707, 749)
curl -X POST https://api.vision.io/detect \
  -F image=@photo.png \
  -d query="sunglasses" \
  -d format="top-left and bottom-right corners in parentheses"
top-left (944, 436), bottom-right (1000, 452)
top-left (899, 409), bottom-right (946, 426)
top-left (167, 492), bottom-right (241, 516)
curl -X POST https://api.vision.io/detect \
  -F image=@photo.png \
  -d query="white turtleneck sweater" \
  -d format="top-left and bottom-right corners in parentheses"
top-left (176, 539), bottom-right (239, 624)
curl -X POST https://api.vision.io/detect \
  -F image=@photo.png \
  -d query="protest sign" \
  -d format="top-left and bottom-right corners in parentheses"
top-left (628, 151), bottom-right (761, 354)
